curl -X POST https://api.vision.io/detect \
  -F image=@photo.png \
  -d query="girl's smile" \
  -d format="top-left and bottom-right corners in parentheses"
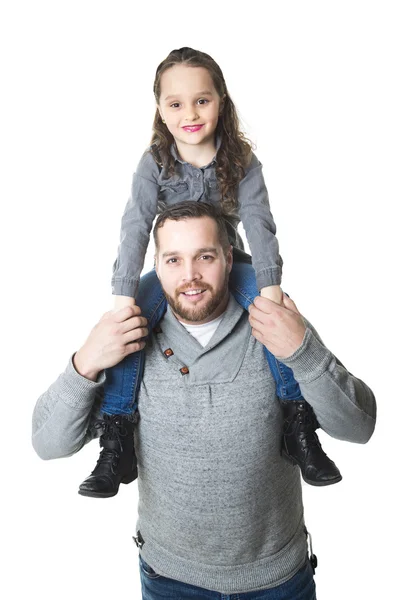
top-left (182, 124), bottom-right (204, 133)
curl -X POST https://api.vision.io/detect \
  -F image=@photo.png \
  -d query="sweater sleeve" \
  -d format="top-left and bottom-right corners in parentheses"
top-left (111, 149), bottom-right (160, 298)
top-left (31, 356), bottom-right (105, 460)
top-left (237, 153), bottom-right (283, 290)
top-left (278, 321), bottom-right (376, 444)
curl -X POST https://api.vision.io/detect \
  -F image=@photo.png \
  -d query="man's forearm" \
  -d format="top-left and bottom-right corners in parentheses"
top-left (73, 350), bottom-right (101, 382)
top-left (279, 325), bottom-right (376, 444)
top-left (32, 356), bottom-right (104, 460)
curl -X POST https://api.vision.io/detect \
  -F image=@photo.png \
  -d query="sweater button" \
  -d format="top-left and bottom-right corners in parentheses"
top-left (180, 366), bottom-right (189, 375)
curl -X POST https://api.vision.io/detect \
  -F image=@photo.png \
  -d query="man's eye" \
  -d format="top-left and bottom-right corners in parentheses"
top-left (167, 258), bottom-right (178, 264)
top-left (200, 255), bottom-right (213, 261)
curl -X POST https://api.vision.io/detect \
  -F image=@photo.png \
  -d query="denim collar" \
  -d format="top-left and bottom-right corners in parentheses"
top-left (170, 133), bottom-right (222, 167)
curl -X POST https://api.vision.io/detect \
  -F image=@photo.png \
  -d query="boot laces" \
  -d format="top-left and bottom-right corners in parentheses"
top-left (297, 414), bottom-right (321, 449)
top-left (284, 403), bottom-right (321, 449)
top-left (91, 415), bottom-right (131, 474)
top-left (94, 414), bottom-right (129, 450)
top-left (94, 447), bottom-right (120, 474)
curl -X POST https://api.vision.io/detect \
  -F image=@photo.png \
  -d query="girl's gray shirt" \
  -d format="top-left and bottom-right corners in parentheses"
top-left (112, 142), bottom-right (282, 297)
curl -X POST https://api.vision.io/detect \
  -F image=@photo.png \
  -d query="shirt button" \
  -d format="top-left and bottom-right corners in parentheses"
top-left (164, 348), bottom-right (174, 358)
top-left (180, 366), bottom-right (189, 375)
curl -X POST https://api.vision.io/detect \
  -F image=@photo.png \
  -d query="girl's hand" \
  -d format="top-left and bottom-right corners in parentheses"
top-left (260, 285), bottom-right (283, 305)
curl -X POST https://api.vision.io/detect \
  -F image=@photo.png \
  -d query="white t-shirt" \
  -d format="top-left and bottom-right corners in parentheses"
top-left (181, 314), bottom-right (224, 347)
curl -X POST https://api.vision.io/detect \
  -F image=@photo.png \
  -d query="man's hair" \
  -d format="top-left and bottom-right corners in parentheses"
top-left (153, 201), bottom-right (231, 253)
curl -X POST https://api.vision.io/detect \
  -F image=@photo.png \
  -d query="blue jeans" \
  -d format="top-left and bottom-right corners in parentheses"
top-left (102, 260), bottom-right (303, 415)
top-left (139, 555), bottom-right (317, 600)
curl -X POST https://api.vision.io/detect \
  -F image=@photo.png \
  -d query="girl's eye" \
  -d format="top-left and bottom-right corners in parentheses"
top-left (170, 102), bottom-right (180, 108)
top-left (198, 99), bottom-right (209, 105)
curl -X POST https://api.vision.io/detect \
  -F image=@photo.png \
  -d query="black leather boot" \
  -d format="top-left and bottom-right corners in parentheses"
top-left (78, 413), bottom-right (138, 498)
top-left (281, 399), bottom-right (342, 486)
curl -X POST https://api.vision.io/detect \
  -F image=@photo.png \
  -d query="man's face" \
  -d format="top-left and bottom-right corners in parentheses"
top-left (155, 216), bottom-right (232, 324)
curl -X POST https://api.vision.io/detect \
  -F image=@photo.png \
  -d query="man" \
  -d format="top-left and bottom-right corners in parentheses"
top-left (32, 202), bottom-right (376, 599)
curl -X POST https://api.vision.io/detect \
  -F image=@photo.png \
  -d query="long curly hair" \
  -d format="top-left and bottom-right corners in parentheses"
top-left (151, 47), bottom-right (253, 213)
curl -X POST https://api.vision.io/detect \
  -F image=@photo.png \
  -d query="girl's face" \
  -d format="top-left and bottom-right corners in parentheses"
top-left (157, 64), bottom-right (223, 151)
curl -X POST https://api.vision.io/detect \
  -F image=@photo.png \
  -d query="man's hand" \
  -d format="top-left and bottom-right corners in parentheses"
top-left (248, 295), bottom-right (306, 359)
top-left (73, 306), bottom-right (148, 381)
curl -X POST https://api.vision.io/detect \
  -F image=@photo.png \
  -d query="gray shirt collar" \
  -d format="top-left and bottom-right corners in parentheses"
top-left (160, 294), bottom-right (244, 362)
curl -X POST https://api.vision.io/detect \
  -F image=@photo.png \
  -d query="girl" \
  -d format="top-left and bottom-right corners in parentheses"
top-left (78, 47), bottom-right (341, 498)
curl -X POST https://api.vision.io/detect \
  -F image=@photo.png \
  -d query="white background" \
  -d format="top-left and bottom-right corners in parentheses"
top-left (1, 1), bottom-right (399, 598)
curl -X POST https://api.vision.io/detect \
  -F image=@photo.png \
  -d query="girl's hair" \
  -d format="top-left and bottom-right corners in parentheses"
top-left (151, 47), bottom-right (253, 213)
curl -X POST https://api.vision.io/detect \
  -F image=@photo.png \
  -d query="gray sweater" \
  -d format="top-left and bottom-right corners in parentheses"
top-left (32, 296), bottom-right (376, 594)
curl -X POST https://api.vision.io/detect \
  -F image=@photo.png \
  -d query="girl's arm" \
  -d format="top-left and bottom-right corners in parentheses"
top-left (237, 153), bottom-right (283, 300)
top-left (111, 149), bottom-right (160, 301)
top-left (114, 295), bottom-right (136, 310)
top-left (260, 285), bottom-right (283, 304)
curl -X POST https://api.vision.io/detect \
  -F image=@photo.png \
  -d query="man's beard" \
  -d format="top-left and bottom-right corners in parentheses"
top-left (162, 269), bottom-right (230, 323)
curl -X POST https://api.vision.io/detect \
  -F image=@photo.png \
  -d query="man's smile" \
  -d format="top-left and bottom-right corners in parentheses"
top-left (180, 288), bottom-right (207, 301)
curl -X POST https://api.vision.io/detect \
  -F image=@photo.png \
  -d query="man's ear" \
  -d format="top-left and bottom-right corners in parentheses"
top-left (154, 254), bottom-right (158, 275)
top-left (226, 246), bottom-right (233, 272)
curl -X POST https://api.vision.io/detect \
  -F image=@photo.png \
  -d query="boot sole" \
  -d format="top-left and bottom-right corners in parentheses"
top-left (78, 488), bottom-right (119, 499)
top-left (78, 469), bottom-right (138, 498)
top-left (281, 450), bottom-right (343, 487)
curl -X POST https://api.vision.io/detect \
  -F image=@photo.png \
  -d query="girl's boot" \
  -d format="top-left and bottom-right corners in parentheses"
top-left (78, 413), bottom-right (138, 498)
top-left (281, 399), bottom-right (342, 486)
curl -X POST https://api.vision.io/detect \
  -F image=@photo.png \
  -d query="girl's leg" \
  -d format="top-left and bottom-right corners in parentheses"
top-left (229, 259), bottom-right (342, 487)
top-left (102, 269), bottom-right (167, 416)
top-left (229, 260), bottom-right (302, 399)
top-left (78, 270), bottom-right (167, 499)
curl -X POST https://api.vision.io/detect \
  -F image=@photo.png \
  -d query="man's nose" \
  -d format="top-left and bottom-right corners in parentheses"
top-left (182, 262), bottom-right (201, 282)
